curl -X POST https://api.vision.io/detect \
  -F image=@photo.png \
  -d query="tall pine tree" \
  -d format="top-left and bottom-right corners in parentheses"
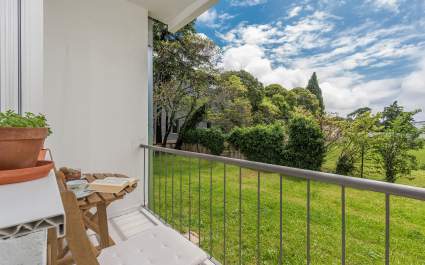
top-left (306, 72), bottom-right (325, 114)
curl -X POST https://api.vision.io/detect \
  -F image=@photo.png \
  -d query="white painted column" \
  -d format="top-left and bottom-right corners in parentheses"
top-left (0, 0), bottom-right (43, 113)
top-left (21, 0), bottom-right (44, 114)
top-left (0, 0), bottom-right (20, 112)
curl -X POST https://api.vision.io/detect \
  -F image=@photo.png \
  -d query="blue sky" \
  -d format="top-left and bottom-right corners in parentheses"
top-left (196, 0), bottom-right (425, 119)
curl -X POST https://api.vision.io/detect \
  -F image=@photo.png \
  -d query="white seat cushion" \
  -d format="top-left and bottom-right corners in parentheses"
top-left (98, 226), bottom-right (208, 265)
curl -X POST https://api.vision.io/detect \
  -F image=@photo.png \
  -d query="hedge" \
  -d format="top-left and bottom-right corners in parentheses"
top-left (284, 114), bottom-right (325, 170)
top-left (228, 116), bottom-right (325, 170)
top-left (227, 124), bottom-right (286, 165)
top-left (182, 128), bottom-right (225, 155)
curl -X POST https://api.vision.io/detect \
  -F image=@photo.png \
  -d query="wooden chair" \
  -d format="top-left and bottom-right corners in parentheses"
top-left (51, 171), bottom-right (208, 265)
top-left (51, 170), bottom-right (100, 265)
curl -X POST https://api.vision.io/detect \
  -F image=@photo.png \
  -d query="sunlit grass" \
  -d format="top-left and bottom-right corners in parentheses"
top-left (149, 149), bottom-right (425, 265)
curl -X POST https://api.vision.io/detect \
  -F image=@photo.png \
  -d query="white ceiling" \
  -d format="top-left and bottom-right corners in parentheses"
top-left (130, 0), bottom-right (218, 32)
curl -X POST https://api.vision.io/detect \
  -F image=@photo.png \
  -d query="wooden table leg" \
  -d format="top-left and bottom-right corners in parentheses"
top-left (47, 228), bottom-right (58, 265)
top-left (97, 202), bottom-right (110, 249)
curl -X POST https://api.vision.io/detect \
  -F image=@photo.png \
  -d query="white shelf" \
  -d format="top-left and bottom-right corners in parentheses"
top-left (0, 172), bottom-right (65, 239)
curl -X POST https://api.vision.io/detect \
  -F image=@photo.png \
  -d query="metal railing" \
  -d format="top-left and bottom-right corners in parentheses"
top-left (140, 144), bottom-right (425, 265)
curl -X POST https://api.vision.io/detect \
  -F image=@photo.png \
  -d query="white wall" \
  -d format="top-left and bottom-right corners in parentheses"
top-left (44, 0), bottom-right (149, 214)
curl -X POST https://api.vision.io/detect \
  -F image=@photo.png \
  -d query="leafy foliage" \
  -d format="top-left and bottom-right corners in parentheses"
top-left (381, 101), bottom-right (404, 128)
top-left (284, 114), bottom-right (326, 170)
top-left (347, 107), bottom-right (372, 120)
top-left (336, 153), bottom-right (356, 175)
top-left (373, 109), bottom-right (424, 182)
top-left (0, 110), bottom-right (51, 135)
top-left (222, 70), bottom-right (264, 112)
top-left (208, 74), bottom-right (252, 132)
top-left (337, 111), bottom-right (381, 177)
top-left (264, 84), bottom-right (287, 97)
top-left (153, 20), bottom-right (218, 146)
top-left (182, 128), bottom-right (225, 155)
top-left (306, 72), bottom-right (325, 114)
top-left (228, 124), bottom-right (286, 165)
top-left (289, 88), bottom-right (321, 117)
top-left (175, 104), bottom-right (207, 149)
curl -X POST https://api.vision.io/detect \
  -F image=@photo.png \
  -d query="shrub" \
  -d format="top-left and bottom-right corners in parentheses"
top-left (228, 124), bottom-right (286, 165)
top-left (182, 128), bottom-right (225, 155)
top-left (284, 114), bottom-right (325, 170)
top-left (336, 153), bottom-right (355, 175)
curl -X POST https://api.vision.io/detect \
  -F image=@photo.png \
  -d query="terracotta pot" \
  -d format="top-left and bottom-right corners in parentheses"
top-left (0, 128), bottom-right (48, 170)
top-left (38, 148), bottom-right (48, 160)
top-left (0, 160), bottom-right (54, 185)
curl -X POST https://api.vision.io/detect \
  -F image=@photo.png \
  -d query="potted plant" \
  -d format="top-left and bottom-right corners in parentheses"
top-left (0, 110), bottom-right (52, 170)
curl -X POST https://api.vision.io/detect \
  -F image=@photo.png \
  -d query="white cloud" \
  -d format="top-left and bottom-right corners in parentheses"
top-left (366, 0), bottom-right (400, 12)
top-left (230, 0), bottom-right (267, 7)
top-left (197, 9), bottom-right (234, 28)
top-left (286, 6), bottom-right (303, 19)
top-left (198, 9), bottom-right (217, 24)
top-left (217, 6), bottom-right (425, 118)
top-left (218, 23), bottom-right (278, 46)
top-left (399, 58), bottom-right (425, 118)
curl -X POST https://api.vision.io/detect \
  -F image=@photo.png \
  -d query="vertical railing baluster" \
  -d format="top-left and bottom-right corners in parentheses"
top-left (165, 152), bottom-right (168, 221)
top-left (342, 186), bottom-right (346, 265)
top-left (152, 151), bottom-right (156, 212)
top-left (171, 155), bottom-right (175, 226)
top-left (385, 194), bottom-right (390, 265)
top-left (209, 160), bottom-right (213, 257)
top-left (279, 174), bottom-right (283, 265)
top-left (239, 167), bottom-right (242, 265)
top-left (143, 148), bottom-right (146, 206)
top-left (180, 157), bottom-right (183, 232)
top-left (198, 158), bottom-right (201, 247)
top-left (159, 152), bottom-right (162, 216)
top-left (257, 171), bottom-right (261, 265)
top-left (223, 164), bottom-right (227, 265)
top-left (307, 179), bottom-right (311, 265)
top-left (189, 157), bottom-right (192, 242)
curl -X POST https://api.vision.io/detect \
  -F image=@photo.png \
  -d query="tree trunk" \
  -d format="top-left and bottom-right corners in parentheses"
top-left (175, 104), bottom-right (207, 150)
top-left (162, 112), bottom-right (176, 147)
top-left (155, 107), bottom-right (163, 145)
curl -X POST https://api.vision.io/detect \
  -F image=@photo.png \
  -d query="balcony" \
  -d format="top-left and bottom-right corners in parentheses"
top-left (130, 144), bottom-right (425, 265)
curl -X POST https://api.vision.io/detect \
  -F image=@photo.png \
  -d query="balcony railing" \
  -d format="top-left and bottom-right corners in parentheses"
top-left (140, 144), bottom-right (425, 265)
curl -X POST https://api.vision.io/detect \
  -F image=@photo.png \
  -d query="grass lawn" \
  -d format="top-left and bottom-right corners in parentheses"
top-left (150, 148), bottom-right (425, 265)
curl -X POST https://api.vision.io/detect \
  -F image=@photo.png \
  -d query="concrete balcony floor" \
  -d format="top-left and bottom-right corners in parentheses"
top-left (87, 207), bottom-right (215, 265)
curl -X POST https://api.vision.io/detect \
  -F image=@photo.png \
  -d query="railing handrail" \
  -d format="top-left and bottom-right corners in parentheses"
top-left (140, 144), bottom-right (425, 201)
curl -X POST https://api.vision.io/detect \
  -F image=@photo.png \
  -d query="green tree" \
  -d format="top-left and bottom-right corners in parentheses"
top-left (288, 88), bottom-right (321, 117)
top-left (175, 103), bottom-right (207, 150)
top-left (381, 101), bottom-right (404, 128)
top-left (255, 97), bottom-right (282, 124)
top-left (337, 112), bottom-right (381, 177)
top-left (270, 94), bottom-right (292, 120)
top-left (222, 70), bottom-right (264, 111)
top-left (373, 108), bottom-right (424, 183)
top-left (208, 74), bottom-right (252, 132)
top-left (264, 84), bottom-right (287, 97)
top-left (347, 107), bottom-right (372, 120)
top-left (306, 72), bottom-right (325, 114)
top-left (284, 114), bottom-right (326, 170)
top-left (153, 20), bottom-right (218, 146)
